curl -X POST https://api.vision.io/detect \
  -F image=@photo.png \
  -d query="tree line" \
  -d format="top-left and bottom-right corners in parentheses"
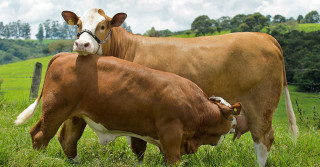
top-left (0, 20), bottom-right (77, 41)
top-left (144, 10), bottom-right (319, 37)
top-left (36, 20), bottom-right (77, 42)
top-left (0, 21), bottom-right (31, 39)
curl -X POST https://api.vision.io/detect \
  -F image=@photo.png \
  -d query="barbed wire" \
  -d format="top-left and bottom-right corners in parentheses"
top-left (288, 82), bottom-right (320, 86)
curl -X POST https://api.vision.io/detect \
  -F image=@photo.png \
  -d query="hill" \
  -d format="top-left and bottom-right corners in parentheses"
top-left (0, 39), bottom-right (73, 65)
top-left (297, 23), bottom-right (320, 32)
top-left (0, 55), bottom-right (52, 101)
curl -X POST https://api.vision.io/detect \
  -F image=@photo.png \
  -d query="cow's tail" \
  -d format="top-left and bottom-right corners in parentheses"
top-left (283, 62), bottom-right (299, 143)
top-left (15, 54), bottom-right (62, 125)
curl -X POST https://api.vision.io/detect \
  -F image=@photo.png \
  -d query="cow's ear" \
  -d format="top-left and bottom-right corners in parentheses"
top-left (61, 11), bottom-right (79, 26)
top-left (111, 13), bottom-right (127, 27)
top-left (230, 102), bottom-right (241, 115)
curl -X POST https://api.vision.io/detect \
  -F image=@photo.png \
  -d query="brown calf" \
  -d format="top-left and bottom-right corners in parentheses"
top-left (15, 53), bottom-right (241, 164)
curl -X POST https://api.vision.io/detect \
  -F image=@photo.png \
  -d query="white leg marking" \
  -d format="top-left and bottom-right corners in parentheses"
top-left (137, 160), bottom-right (143, 166)
top-left (217, 135), bottom-right (225, 145)
top-left (254, 142), bottom-right (269, 167)
top-left (70, 155), bottom-right (79, 163)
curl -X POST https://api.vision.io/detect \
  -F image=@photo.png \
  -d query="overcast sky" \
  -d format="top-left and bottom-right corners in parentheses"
top-left (0, 0), bottom-right (319, 38)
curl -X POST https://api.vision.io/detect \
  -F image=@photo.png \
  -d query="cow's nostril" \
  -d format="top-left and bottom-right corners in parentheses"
top-left (84, 42), bottom-right (90, 48)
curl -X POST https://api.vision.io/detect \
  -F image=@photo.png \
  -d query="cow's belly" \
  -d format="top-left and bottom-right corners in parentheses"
top-left (82, 116), bottom-right (160, 147)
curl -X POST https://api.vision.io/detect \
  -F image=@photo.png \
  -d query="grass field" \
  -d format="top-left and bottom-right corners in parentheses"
top-left (297, 23), bottom-right (320, 33)
top-left (0, 56), bottom-right (320, 166)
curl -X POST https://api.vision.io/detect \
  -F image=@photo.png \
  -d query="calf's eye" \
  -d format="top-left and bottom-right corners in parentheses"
top-left (101, 26), bottom-right (105, 30)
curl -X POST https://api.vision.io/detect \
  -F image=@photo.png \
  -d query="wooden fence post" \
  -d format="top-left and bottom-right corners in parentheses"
top-left (29, 62), bottom-right (42, 100)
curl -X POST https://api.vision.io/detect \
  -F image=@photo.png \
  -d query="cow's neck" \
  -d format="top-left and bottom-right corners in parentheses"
top-left (102, 27), bottom-right (136, 61)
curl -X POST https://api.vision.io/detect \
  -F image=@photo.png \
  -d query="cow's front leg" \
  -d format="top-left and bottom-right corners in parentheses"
top-left (159, 126), bottom-right (183, 164)
top-left (129, 137), bottom-right (147, 164)
top-left (58, 117), bottom-right (86, 161)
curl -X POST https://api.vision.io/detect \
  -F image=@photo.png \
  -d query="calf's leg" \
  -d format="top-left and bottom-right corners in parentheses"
top-left (130, 137), bottom-right (147, 164)
top-left (58, 117), bottom-right (87, 161)
top-left (158, 125), bottom-right (183, 164)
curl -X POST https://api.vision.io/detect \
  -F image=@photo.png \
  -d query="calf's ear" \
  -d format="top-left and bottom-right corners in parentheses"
top-left (111, 13), bottom-right (127, 27)
top-left (62, 11), bottom-right (79, 26)
top-left (230, 102), bottom-right (241, 115)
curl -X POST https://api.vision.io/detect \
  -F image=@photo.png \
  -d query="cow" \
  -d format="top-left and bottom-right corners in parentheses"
top-left (61, 8), bottom-right (298, 166)
top-left (15, 53), bottom-right (243, 164)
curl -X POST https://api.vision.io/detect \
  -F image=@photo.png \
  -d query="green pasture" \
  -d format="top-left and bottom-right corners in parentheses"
top-left (297, 23), bottom-right (320, 33)
top-left (0, 56), bottom-right (320, 166)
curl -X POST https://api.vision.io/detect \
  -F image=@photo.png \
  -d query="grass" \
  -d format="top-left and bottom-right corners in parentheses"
top-left (297, 23), bottom-right (320, 33)
top-left (0, 56), bottom-right (320, 166)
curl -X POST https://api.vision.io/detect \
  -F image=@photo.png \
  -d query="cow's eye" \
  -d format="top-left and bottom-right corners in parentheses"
top-left (101, 25), bottom-right (105, 30)
top-left (77, 24), bottom-right (80, 28)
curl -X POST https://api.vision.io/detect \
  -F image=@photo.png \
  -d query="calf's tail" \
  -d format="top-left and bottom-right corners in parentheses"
top-left (15, 54), bottom-right (62, 126)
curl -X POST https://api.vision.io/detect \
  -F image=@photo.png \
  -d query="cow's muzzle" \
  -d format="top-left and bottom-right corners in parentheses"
top-left (75, 29), bottom-right (112, 55)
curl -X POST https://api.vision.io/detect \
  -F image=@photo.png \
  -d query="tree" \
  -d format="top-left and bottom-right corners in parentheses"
top-left (297, 15), bottom-right (304, 23)
top-left (4, 25), bottom-right (10, 39)
top-left (239, 23), bottom-right (250, 32)
top-left (21, 23), bottom-right (31, 39)
top-left (266, 15), bottom-right (272, 23)
top-left (305, 10), bottom-right (320, 23)
top-left (159, 29), bottom-right (172, 37)
top-left (121, 22), bottom-right (133, 33)
top-left (211, 19), bottom-right (220, 34)
top-left (144, 27), bottom-right (159, 37)
top-left (51, 21), bottom-right (60, 39)
top-left (273, 15), bottom-right (286, 23)
top-left (191, 15), bottom-right (213, 36)
top-left (0, 22), bottom-right (4, 38)
top-left (36, 24), bottom-right (44, 43)
top-left (243, 13), bottom-right (269, 32)
top-left (217, 16), bottom-right (232, 30)
top-left (43, 19), bottom-right (51, 39)
top-left (231, 14), bottom-right (247, 28)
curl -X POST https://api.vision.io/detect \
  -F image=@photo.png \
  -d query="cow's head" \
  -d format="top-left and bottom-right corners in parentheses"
top-left (62, 8), bottom-right (127, 56)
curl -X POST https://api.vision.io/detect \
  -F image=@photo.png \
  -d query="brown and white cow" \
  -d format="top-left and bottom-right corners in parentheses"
top-left (15, 53), bottom-right (242, 164)
top-left (61, 8), bottom-right (298, 166)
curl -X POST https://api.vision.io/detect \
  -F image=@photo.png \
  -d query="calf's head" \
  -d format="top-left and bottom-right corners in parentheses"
top-left (203, 101), bottom-right (242, 145)
top-left (62, 8), bottom-right (126, 56)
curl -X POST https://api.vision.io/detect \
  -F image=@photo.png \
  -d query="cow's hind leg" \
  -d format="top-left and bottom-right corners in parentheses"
top-left (58, 117), bottom-right (87, 162)
top-left (130, 137), bottom-right (147, 164)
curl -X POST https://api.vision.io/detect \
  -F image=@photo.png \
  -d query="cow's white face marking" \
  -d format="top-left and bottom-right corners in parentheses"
top-left (74, 8), bottom-right (104, 55)
top-left (82, 116), bottom-right (161, 147)
top-left (254, 142), bottom-right (269, 167)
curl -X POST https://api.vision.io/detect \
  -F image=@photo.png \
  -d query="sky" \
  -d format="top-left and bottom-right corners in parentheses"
top-left (0, 0), bottom-right (319, 39)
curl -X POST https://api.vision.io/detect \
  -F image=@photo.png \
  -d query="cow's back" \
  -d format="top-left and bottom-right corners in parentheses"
top-left (132, 32), bottom-right (284, 102)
